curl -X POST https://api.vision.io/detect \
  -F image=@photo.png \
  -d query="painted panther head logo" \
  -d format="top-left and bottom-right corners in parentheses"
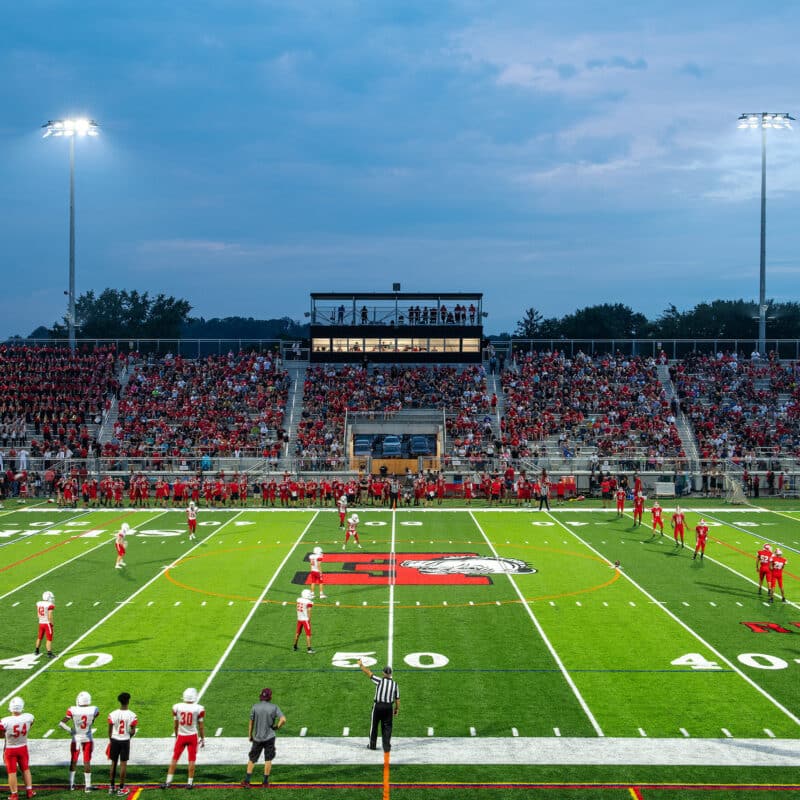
top-left (400, 556), bottom-right (535, 576)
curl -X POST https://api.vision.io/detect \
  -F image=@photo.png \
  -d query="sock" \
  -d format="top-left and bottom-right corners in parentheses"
top-left (70, 772), bottom-right (75, 789)
top-left (165, 775), bottom-right (173, 786)
top-left (187, 778), bottom-right (194, 786)
top-left (85, 772), bottom-right (92, 789)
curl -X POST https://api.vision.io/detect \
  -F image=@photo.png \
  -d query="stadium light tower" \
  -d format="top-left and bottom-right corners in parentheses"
top-left (42, 118), bottom-right (100, 350)
top-left (737, 112), bottom-right (794, 356)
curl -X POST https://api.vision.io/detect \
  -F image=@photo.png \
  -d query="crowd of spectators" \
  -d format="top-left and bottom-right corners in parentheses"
top-left (672, 351), bottom-right (800, 464)
top-left (107, 350), bottom-right (289, 463)
top-left (297, 364), bottom-right (490, 468)
top-left (499, 350), bottom-right (684, 468)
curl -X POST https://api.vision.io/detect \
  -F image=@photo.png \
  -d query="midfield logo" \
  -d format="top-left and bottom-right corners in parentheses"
top-left (293, 552), bottom-right (536, 586)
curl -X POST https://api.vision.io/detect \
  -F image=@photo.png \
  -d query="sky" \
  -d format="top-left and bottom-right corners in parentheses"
top-left (1, 0), bottom-right (799, 339)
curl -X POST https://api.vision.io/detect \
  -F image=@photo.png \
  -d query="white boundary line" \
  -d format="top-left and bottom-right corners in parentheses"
top-left (0, 510), bottom-right (169, 603)
top-left (198, 511), bottom-right (320, 701)
top-left (0, 510), bottom-right (246, 708)
top-left (543, 510), bottom-right (800, 729)
top-left (469, 510), bottom-right (604, 737)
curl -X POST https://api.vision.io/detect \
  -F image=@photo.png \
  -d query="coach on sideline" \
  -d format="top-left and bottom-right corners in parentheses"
top-left (358, 660), bottom-right (400, 752)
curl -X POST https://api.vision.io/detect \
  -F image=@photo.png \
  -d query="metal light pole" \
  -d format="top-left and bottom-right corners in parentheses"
top-left (42, 118), bottom-right (100, 349)
top-left (737, 112), bottom-right (793, 356)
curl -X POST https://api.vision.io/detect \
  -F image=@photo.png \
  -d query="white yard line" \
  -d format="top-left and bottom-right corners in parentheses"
top-left (544, 511), bottom-right (800, 729)
top-left (0, 510), bottom-right (169, 603)
top-left (197, 511), bottom-right (319, 702)
top-left (0, 508), bottom-right (94, 549)
top-left (0, 511), bottom-right (245, 708)
top-left (468, 511), bottom-right (604, 737)
top-left (387, 508), bottom-right (397, 669)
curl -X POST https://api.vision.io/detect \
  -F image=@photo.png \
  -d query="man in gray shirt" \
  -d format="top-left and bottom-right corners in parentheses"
top-left (241, 688), bottom-right (286, 788)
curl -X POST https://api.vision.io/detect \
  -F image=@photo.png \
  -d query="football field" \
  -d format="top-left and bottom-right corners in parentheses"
top-left (1, 500), bottom-right (799, 797)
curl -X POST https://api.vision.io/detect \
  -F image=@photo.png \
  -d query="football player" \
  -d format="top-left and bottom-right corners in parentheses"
top-left (59, 691), bottom-right (100, 791)
top-left (671, 506), bottom-right (686, 548)
top-left (768, 548), bottom-right (787, 603)
top-left (114, 524), bottom-right (129, 570)
top-left (292, 590), bottom-right (315, 654)
top-left (161, 688), bottom-right (205, 790)
top-left (756, 543), bottom-right (773, 595)
top-left (693, 518), bottom-right (709, 561)
top-left (309, 547), bottom-right (326, 599)
top-left (34, 591), bottom-right (55, 658)
top-left (0, 697), bottom-right (36, 800)
top-left (186, 502), bottom-right (198, 541)
top-left (343, 514), bottom-right (362, 550)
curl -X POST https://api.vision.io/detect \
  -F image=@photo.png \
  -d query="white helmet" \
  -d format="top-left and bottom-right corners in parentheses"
top-left (301, 589), bottom-right (313, 600)
top-left (313, 546), bottom-right (323, 555)
top-left (42, 591), bottom-right (55, 603)
top-left (189, 501), bottom-right (196, 510)
top-left (76, 691), bottom-right (92, 707)
top-left (121, 523), bottom-right (130, 535)
top-left (776, 548), bottom-right (783, 556)
top-left (8, 697), bottom-right (24, 713)
top-left (765, 544), bottom-right (773, 551)
top-left (183, 687), bottom-right (198, 703)
top-left (350, 513), bottom-right (359, 524)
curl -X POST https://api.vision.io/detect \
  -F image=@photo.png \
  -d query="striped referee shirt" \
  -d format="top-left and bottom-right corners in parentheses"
top-left (370, 675), bottom-right (399, 705)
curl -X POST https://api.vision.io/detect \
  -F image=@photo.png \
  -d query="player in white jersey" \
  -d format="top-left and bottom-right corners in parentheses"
top-left (292, 589), bottom-right (315, 654)
top-left (308, 546), bottom-right (327, 599)
top-left (107, 692), bottom-right (137, 796)
top-left (161, 688), bottom-right (206, 789)
top-left (186, 502), bottom-right (198, 540)
top-left (114, 523), bottom-right (129, 569)
top-left (337, 492), bottom-right (348, 527)
top-left (59, 691), bottom-right (99, 791)
top-left (1, 696), bottom-right (36, 800)
top-left (34, 590), bottom-right (55, 658)
top-left (343, 513), bottom-right (362, 550)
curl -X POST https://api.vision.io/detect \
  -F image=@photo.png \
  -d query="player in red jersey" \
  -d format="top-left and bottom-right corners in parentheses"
top-left (768, 548), bottom-right (787, 603)
top-left (337, 493), bottom-right (348, 528)
top-left (756, 544), bottom-right (773, 595)
top-left (632, 492), bottom-right (644, 527)
top-left (649, 501), bottom-right (664, 536)
top-left (186, 502), bottom-right (198, 540)
top-left (693, 518), bottom-right (708, 561)
top-left (161, 688), bottom-right (205, 790)
top-left (615, 487), bottom-right (626, 517)
top-left (670, 506), bottom-right (686, 548)
top-left (463, 477), bottom-right (473, 505)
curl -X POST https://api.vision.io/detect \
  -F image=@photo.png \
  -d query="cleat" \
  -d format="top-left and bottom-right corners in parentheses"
top-left (47, 651), bottom-right (54, 658)
top-left (782, 597), bottom-right (787, 603)
top-left (342, 545), bottom-right (346, 550)
top-left (160, 784), bottom-right (170, 790)
top-left (27, 793), bottom-right (37, 800)
top-left (115, 564), bottom-right (122, 569)
top-left (293, 644), bottom-right (298, 651)
top-left (186, 785), bottom-right (193, 790)
top-left (240, 781), bottom-right (250, 789)
top-left (116, 791), bottom-right (129, 797)
top-left (319, 593), bottom-right (327, 599)
top-left (307, 648), bottom-right (315, 654)
top-left (357, 544), bottom-right (362, 549)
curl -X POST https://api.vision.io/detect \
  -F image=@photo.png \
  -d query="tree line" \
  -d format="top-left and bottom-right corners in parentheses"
top-left (14, 289), bottom-right (800, 341)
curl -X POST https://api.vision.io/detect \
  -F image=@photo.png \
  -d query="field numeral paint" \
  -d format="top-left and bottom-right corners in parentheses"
top-left (331, 651), bottom-right (449, 669)
top-left (0, 652), bottom-right (112, 671)
top-left (671, 653), bottom-right (722, 671)
top-left (737, 653), bottom-right (789, 670)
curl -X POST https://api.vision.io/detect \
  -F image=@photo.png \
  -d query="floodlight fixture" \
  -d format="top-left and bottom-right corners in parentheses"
top-left (738, 111), bottom-right (794, 355)
top-left (42, 118), bottom-right (100, 349)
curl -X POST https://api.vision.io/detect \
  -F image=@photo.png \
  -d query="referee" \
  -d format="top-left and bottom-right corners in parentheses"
top-left (358, 660), bottom-right (400, 752)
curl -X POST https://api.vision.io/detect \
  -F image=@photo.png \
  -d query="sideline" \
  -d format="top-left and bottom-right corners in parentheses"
top-left (25, 735), bottom-right (800, 767)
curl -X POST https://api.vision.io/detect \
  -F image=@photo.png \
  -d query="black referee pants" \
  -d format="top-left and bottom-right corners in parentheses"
top-left (369, 702), bottom-right (393, 752)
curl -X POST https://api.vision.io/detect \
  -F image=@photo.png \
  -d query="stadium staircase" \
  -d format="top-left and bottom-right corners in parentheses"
top-left (280, 358), bottom-right (309, 469)
top-left (97, 361), bottom-right (132, 447)
top-left (657, 363), bottom-right (701, 474)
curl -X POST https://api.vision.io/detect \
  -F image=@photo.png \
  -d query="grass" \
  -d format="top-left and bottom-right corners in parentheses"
top-left (0, 496), bottom-right (799, 797)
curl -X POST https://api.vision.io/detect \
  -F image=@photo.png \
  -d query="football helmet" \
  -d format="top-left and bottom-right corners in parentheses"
top-left (42, 590), bottom-right (55, 603)
top-left (121, 523), bottom-right (130, 535)
top-left (189, 501), bottom-right (196, 510)
top-left (76, 691), bottom-right (92, 707)
top-left (776, 548), bottom-right (783, 556)
top-left (301, 589), bottom-right (313, 600)
top-left (350, 513), bottom-right (359, 524)
top-left (313, 546), bottom-right (323, 555)
top-left (183, 687), bottom-right (198, 703)
top-left (765, 544), bottom-right (773, 551)
top-left (260, 687), bottom-right (272, 702)
top-left (8, 697), bottom-right (24, 713)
